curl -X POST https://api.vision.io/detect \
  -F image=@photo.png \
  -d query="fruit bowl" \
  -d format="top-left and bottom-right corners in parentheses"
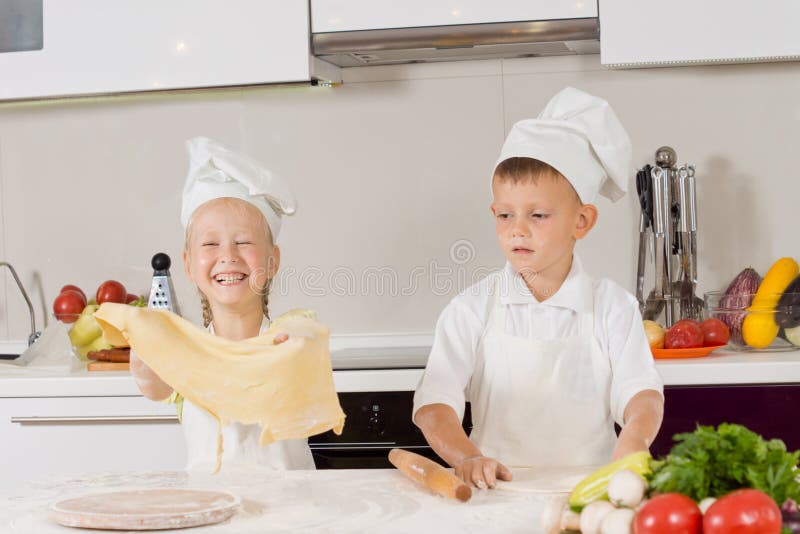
top-left (59, 307), bottom-right (115, 362)
top-left (704, 291), bottom-right (800, 352)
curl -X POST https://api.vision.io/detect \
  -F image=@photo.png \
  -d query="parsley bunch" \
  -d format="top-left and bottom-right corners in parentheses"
top-left (649, 423), bottom-right (800, 504)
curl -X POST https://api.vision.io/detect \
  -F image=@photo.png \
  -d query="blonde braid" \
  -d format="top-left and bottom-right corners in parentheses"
top-left (199, 291), bottom-right (213, 328)
top-left (260, 279), bottom-right (272, 321)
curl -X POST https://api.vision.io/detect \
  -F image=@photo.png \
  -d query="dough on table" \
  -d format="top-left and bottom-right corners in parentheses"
top-left (95, 303), bottom-right (345, 471)
top-left (494, 465), bottom-right (598, 493)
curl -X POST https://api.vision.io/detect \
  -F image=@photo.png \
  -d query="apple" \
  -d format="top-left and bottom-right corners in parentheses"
top-left (68, 305), bottom-right (102, 347)
top-left (59, 285), bottom-right (87, 305)
top-left (96, 280), bottom-right (127, 304)
top-left (75, 333), bottom-right (114, 361)
top-left (53, 290), bottom-right (86, 323)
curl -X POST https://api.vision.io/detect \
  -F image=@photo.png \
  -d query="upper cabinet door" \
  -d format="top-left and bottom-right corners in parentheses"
top-left (312, 0), bottom-right (597, 33)
top-left (0, 0), bottom-right (311, 101)
top-left (600, 0), bottom-right (800, 67)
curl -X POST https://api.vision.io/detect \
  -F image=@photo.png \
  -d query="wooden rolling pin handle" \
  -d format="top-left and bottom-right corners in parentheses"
top-left (388, 448), bottom-right (472, 502)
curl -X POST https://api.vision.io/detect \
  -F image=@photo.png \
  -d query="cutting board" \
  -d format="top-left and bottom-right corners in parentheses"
top-left (87, 361), bottom-right (130, 371)
top-left (49, 488), bottom-right (240, 530)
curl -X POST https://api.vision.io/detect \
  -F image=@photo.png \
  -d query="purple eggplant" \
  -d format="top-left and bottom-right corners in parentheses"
top-left (776, 275), bottom-right (800, 329)
top-left (719, 267), bottom-right (762, 345)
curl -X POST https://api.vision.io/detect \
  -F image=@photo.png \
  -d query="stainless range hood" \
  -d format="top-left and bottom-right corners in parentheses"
top-left (312, 18), bottom-right (599, 67)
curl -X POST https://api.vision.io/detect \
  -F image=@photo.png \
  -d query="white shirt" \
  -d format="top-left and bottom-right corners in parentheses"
top-left (413, 254), bottom-right (663, 427)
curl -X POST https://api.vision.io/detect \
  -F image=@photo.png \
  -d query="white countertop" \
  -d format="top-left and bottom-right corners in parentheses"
top-left (0, 468), bottom-right (559, 533)
top-left (1, 347), bottom-right (799, 398)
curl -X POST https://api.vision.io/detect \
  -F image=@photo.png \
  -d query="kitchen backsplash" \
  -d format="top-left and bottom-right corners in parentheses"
top-left (0, 55), bottom-right (798, 342)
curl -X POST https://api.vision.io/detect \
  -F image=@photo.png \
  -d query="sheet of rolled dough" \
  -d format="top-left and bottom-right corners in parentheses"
top-left (95, 304), bottom-right (345, 471)
top-left (494, 466), bottom-right (598, 493)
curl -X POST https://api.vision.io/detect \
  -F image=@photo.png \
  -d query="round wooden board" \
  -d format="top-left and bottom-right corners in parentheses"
top-left (49, 488), bottom-right (240, 530)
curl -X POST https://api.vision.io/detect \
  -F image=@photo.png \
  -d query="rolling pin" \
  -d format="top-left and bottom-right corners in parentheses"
top-left (388, 448), bottom-right (471, 502)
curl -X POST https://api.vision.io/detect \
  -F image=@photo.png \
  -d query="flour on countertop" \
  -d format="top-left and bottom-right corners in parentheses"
top-left (1, 469), bottom-right (562, 533)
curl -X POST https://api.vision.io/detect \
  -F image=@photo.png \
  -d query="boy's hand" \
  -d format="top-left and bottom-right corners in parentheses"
top-left (612, 432), bottom-right (650, 461)
top-left (613, 389), bottom-right (664, 461)
top-left (455, 455), bottom-right (512, 489)
top-left (273, 333), bottom-right (289, 345)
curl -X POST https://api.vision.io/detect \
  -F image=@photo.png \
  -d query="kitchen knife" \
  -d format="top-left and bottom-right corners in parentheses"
top-left (388, 448), bottom-right (471, 502)
top-left (635, 168), bottom-right (650, 312)
top-left (650, 166), bottom-right (670, 324)
top-left (677, 165), bottom-right (693, 319)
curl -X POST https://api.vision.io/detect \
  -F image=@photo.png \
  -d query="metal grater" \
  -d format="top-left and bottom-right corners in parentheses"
top-left (148, 252), bottom-right (180, 315)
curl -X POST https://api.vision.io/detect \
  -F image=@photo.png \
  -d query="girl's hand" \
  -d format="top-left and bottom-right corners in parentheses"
top-left (273, 333), bottom-right (289, 345)
top-left (455, 455), bottom-right (512, 489)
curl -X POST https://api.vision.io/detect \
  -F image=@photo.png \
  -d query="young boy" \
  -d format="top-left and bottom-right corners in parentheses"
top-left (413, 87), bottom-right (664, 489)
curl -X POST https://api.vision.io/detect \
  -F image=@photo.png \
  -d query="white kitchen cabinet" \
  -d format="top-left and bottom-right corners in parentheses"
top-left (0, 0), bottom-right (322, 101)
top-left (600, 0), bottom-right (800, 67)
top-left (311, 0), bottom-right (597, 33)
top-left (0, 396), bottom-right (185, 491)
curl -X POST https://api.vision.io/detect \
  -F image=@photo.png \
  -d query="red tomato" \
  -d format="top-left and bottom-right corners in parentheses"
top-left (125, 293), bottom-right (139, 304)
top-left (700, 318), bottom-right (730, 346)
top-left (703, 489), bottom-right (781, 534)
top-left (665, 320), bottom-right (704, 349)
top-left (634, 493), bottom-right (702, 534)
top-left (96, 280), bottom-right (127, 304)
top-left (53, 290), bottom-right (86, 323)
top-left (59, 285), bottom-right (87, 305)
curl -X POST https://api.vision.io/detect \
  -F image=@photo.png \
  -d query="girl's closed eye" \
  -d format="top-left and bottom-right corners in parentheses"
top-left (202, 241), bottom-right (218, 247)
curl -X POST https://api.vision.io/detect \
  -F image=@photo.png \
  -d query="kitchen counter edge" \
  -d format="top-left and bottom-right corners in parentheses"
top-left (1, 349), bottom-right (800, 397)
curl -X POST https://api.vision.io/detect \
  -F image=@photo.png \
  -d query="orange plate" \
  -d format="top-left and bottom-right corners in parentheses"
top-left (651, 344), bottom-right (726, 359)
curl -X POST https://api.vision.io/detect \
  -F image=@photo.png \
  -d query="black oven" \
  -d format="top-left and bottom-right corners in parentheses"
top-left (308, 391), bottom-right (472, 469)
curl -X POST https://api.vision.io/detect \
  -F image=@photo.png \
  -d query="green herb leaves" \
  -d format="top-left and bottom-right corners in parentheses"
top-left (649, 423), bottom-right (800, 504)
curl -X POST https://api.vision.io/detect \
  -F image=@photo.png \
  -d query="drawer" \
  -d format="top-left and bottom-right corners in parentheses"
top-left (0, 396), bottom-right (185, 492)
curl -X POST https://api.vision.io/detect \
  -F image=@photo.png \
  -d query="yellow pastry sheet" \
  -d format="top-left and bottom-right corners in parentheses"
top-left (95, 304), bottom-right (345, 463)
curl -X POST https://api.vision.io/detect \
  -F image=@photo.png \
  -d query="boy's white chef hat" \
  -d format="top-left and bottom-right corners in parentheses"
top-left (494, 86), bottom-right (632, 204)
top-left (180, 137), bottom-right (296, 240)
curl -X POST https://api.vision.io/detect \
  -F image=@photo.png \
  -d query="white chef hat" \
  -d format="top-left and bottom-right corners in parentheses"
top-left (494, 86), bottom-right (632, 204)
top-left (180, 137), bottom-right (296, 241)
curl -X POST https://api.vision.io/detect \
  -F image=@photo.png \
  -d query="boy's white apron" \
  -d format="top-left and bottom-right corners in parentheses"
top-left (181, 319), bottom-right (315, 471)
top-left (468, 281), bottom-right (617, 467)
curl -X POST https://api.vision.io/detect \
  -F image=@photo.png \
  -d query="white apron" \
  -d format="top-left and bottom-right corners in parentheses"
top-left (468, 281), bottom-right (617, 468)
top-left (181, 319), bottom-right (316, 471)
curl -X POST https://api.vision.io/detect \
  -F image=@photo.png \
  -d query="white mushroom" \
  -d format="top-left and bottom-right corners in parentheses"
top-left (541, 496), bottom-right (568, 534)
top-left (607, 469), bottom-right (647, 508)
top-left (560, 508), bottom-right (581, 531)
top-left (580, 500), bottom-right (616, 534)
top-left (600, 507), bottom-right (636, 534)
top-left (699, 497), bottom-right (717, 514)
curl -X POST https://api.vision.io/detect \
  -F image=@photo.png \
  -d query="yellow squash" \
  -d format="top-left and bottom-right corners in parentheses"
top-left (568, 450), bottom-right (652, 512)
top-left (743, 257), bottom-right (799, 348)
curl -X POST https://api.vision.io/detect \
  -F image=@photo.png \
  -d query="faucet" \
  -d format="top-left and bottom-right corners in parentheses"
top-left (0, 262), bottom-right (41, 346)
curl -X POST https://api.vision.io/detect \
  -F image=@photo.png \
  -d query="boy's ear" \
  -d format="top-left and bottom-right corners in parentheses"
top-left (574, 204), bottom-right (598, 240)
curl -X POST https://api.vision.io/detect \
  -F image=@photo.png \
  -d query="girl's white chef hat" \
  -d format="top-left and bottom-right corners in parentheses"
top-left (180, 137), bottom-right (296, 240)
top-left (495, 86), bottom-right (632, 204)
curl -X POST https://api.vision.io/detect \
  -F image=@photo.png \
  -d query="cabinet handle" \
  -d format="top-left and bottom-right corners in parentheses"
top-left (11, 415), bottom-right (179, 425)
top-left (309, 444), bottom-right (434, 451)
